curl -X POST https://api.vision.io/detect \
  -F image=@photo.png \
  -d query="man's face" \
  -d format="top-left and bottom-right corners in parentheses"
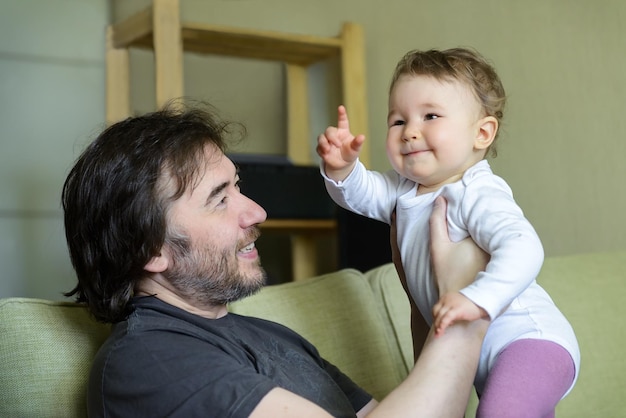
top-left (162, 146), bottom-right (268, 307)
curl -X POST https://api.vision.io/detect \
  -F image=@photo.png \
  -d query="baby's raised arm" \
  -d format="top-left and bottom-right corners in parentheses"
top-left (316, 105), bottom-right (365, 182)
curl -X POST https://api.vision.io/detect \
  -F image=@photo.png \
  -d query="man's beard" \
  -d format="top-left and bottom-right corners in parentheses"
top-left (164, 227), bottom-right (266, 307)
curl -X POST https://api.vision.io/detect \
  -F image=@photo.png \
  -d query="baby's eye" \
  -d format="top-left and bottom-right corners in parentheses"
top-left (390, 119), bottom-right (405, 127)
top-left (425, 113), bottom-right (439, 121)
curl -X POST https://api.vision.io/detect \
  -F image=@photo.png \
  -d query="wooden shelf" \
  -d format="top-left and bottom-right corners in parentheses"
top-left (106, 0), bottom-right (370, 165)
top-left (106, 0), bottom-right (368, 279)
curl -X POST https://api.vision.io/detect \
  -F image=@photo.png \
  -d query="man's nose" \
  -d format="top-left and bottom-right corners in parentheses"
top-left (240, 194), bottom-right (267, 227)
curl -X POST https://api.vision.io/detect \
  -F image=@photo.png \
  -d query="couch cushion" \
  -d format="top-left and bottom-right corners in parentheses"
top-left (0, 298), bottom-right (110, 418)
top-left (229, 269), bottom-right (405, 400)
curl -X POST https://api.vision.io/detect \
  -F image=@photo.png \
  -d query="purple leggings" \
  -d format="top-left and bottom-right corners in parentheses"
top-left (476, 339), bottom-right (576, 418)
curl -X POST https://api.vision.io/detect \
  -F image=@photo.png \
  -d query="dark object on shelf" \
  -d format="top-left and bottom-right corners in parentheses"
top-left (336, 207), bottom-right (392, 272)
top-left (229, 153), bottom-right (336, 219)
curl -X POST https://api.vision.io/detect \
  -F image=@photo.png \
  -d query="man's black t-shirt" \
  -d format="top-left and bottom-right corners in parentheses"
top-left (88, 296), bottom-right (372, 417)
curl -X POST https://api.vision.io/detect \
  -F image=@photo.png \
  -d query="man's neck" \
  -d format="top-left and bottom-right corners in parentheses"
top-left (135, 275), bottom-right (229, 319)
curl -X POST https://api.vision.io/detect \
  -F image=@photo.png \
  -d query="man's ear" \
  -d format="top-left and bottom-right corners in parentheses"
top-left (474, 116), bottom-right (498, 151)
top-left (144, 250), bottom-right (169, 273)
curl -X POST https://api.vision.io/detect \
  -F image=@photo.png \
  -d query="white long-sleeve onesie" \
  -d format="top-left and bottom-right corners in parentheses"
top-left (323, 159), bottom-right (580, 395)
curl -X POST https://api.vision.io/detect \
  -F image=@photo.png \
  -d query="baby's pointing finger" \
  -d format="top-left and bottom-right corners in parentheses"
top-left (337, 105), bottom-right (351, 131)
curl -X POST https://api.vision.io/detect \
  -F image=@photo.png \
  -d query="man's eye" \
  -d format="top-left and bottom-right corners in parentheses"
top-left (425, 114), bottom-right (439, 120)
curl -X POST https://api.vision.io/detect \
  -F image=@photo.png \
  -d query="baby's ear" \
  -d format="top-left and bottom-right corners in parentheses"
top-left (474, 116), bottom-right (498, 151)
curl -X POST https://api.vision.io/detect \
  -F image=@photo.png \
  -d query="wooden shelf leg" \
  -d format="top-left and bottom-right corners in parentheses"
top-left (340, 22), bottom-right (370, 166)
top-left (286, 64), bottom-right (310, 165)
top-left (153, 0), bottom-right (184, 109)
top-left (291, 234), bottom-right (318, 280)
top-left (106, 26), bottom-right (130, 125)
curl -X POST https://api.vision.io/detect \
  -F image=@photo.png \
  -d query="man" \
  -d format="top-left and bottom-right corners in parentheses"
top-left (63, 102), bottom-right (488, 417)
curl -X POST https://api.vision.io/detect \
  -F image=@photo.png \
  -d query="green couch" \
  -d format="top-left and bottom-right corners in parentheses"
top-left (1, 250), bottom-right (624, 417)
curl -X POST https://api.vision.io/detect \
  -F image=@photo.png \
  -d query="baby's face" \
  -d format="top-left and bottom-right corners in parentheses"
top-left (386, 74), bottom-right (487, 193)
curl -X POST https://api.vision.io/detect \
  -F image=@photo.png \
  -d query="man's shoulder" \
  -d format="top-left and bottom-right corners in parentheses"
top-left (107, 298), bottom-right (307, 352)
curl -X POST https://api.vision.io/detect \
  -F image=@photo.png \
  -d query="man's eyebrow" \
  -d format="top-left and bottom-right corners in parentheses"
top-left (205, 181), bottom-right (229, 205)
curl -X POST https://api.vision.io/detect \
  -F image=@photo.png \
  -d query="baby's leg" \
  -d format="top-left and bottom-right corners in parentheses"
top-left (476, 339), bottom-right (575, 418)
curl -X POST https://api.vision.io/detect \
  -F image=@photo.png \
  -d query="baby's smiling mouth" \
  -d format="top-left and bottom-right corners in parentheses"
top-left (403, 149), bottom-right (431, 156)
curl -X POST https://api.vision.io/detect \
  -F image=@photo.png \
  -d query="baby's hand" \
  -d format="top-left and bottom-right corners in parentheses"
top-left (432, 292), bottom-right (488, 337)
top-left (316, 105), bottom-right (365, 180)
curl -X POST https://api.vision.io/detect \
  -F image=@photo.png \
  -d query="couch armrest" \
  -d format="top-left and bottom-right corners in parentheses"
top-left (0, 298), bottom-right (110, 418)
top-left (363, 263), bottom-right (413, 377)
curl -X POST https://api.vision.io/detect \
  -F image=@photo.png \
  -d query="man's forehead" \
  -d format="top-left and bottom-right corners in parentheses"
top-left (157, 145), bottom-right (234, 200)
top-left (201, 150), bottom-right (242, 188)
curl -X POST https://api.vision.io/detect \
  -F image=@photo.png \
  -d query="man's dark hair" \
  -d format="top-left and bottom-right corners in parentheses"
top-left (62, 102), bottom-right (244, 323)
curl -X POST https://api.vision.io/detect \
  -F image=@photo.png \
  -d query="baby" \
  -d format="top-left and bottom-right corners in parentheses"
top-left (318, 47), bottom-right (580, 416)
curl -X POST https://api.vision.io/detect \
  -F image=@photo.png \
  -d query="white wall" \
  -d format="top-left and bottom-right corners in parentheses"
top-left (0, 0), bottom-right (109, 299)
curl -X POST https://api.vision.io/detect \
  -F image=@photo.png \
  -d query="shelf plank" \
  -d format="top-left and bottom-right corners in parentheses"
top-left (110, 7), bottom-right (153, 48)
top-left (260, 219), bottom-right (337, 232)
top-left (112, 11), bottom-right (342, 65)
top-left (180, 23), bottom-right (342, 65)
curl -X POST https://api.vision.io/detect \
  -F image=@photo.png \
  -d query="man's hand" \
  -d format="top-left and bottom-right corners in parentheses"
top-left (429, 196), bottom-right (490, 295)
top-left (316, 105), bottom-right (365, 181)
top-left (433, 292), bottom-right (488, 336)
top-left (429, 196), bottom-right (490, 336)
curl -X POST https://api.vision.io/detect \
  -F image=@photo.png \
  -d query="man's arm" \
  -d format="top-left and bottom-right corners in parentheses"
top-left (252, 389), bottom-right (379, 418)
top-left (251, 388), bottom-right (333, 418)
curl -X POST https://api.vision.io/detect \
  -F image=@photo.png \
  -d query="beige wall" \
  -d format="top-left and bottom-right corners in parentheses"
top-left (114, 0), bottom-right (626, 261)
